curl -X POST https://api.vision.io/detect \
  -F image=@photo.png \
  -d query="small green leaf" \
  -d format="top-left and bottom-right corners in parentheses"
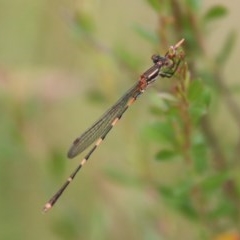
top-left (177, 199), bottom-right (198, 219)
top-left (114, 45), bottom-right (141, 69)
top-left (208, 200), bottom-right (236, 219)
top-left (188, 80), bottom-right (210, 123)
top-left (200, 173), bottom-right (229, 192)
top-left (202, 86), bottom-right (211, 107)
top-left (48, 148), bottom-right (66, 177)
top-left (159, 183), bottom-right (197, 219)
top-left (158, 185), bottom-right (175, 198)
top-left (216, 31), bottom-right (237, 66)
top-left (189, 105), bottom-right (207, 124)
top-left (143, 121), bottom-right (176, 144)
top-left (203, 5), bottom-right (228, 23)
top-left (155, 149), bottom-right (177, 161)
top-left (146, 0), bottom-right (162, 12)
top-left (53, 211), bottom-right (82, 239)
top-left (185, 0), bottom-right (202, 11)
top-left (86, 88), bottom-right (107, 104)
top-left (191, 139), bottom-right (208, 173)
top-left (188, 80), bottom-right (204, 102)
top-left (104, 167), bottom-right (140, 186)
top-left (73, 12), bottom-right (95, 36)
top-left (133, 24), bottom-right (158, 44)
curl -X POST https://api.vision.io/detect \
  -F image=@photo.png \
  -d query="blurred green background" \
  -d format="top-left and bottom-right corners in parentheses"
top-left (0, 1), bottom-right (240, 240)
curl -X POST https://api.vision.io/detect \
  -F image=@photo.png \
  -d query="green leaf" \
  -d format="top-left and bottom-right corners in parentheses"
top-left (48, 148), bottom-right (66, 177)
top-left (159, 181), bottom-right (192, 198)
top-left (185, 0), bottom-right (202, 11)
top-left (189, 105), bottom-right (206, 124)
top-left (155, 149), bottom-right (177, 161)
top-left (191, 139), bottom-right (208, 173)
top-left (187, 80), bottom-right (211, 123)
top-left (53, 211), bottom-right (82, 239)
top-left (202, 86), bottom-right (211, 107)
top-left (177, 199), bottom-right (198, 219)
top-left (200, 173), bottom-right (229, 192)
top-left (208, 200), bottom-right (236, 219)
top-left (216, 31), bottom-right (237, 66)
top-left (73, 12), bottom-right (95, 36)
top-left (86, 88), bottom-right (107, 104)
top-left (104, 167), bottom-right (140, 187)
top-left (146, 0), bottom-right (162, 12)
top-left (159, 183), bottom-right (197, 219)
top-left (148, 93), bottom-right (178, 116)
top-left (143, 121), bottom-right (176, 145)
top-left (133, 24), bottom-right (159, 44)
top-left (188, 80), bottom-right (204, 102)
top-left (203, 5), bottom-right (228, 23)
top-left (114, 45), bottom-right (141, 69)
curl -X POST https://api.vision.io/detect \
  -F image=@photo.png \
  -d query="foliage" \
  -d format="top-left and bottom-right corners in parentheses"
top-left (70, 1), bottom-right (240, 238)
top-left (139, 1), bottom-right (240, 239)
top-left (0, 1), bottom-right (239, 240)
top-left (69, 0), bottom-right (240, 238)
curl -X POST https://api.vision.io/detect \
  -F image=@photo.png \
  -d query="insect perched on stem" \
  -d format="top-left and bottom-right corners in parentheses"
top-left (43, 39), bottom-right (185, 213)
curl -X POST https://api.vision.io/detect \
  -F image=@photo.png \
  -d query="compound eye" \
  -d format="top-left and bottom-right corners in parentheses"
top-left (151, 55), bottom-right (166, 64)
top-left (151, 54), bottom-right (159, 63)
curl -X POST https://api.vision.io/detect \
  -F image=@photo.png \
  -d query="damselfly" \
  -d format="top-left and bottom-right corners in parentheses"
top-left (43, 39), bottom-right (185, 212)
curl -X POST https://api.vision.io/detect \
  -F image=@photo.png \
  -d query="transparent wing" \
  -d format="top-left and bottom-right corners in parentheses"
top-left (67, 82), bottom-right (140, 158)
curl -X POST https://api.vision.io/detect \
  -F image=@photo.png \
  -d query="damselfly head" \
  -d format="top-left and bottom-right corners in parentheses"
top-left (151, 54), bottom-right (166, 64)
